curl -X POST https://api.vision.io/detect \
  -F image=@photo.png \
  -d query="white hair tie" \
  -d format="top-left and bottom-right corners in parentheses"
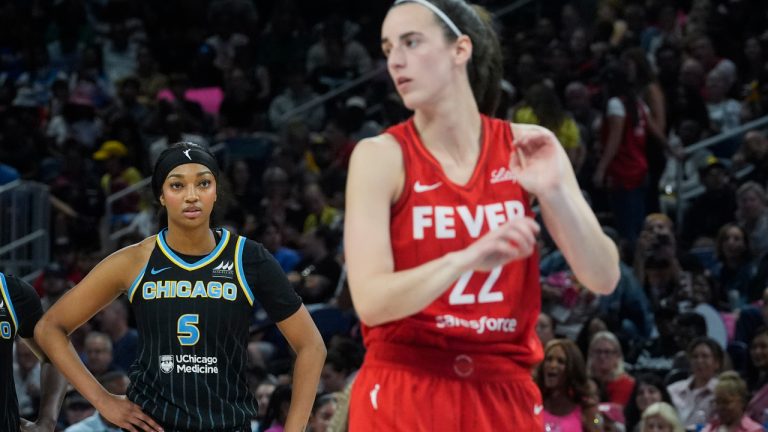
top-left (394, 0), bottom-right (463, 38)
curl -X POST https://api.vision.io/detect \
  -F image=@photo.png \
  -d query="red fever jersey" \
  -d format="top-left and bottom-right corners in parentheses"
top-left (362, 114), bottom-right (544, 368)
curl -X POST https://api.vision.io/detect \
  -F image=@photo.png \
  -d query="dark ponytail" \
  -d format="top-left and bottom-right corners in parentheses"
top-left (394, 0), bottom-right (504, 116)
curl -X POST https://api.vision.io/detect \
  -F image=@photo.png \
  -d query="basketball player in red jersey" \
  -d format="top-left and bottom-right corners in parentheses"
top-left (343, 0), bottom-right (621, 430)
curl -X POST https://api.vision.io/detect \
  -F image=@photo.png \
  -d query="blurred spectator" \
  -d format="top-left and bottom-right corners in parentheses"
top-left (288, 226), bottom-right (342, 305)
top-left (226, 159), bottom-right (262, 217)
top-left (587, 331), bottom-right (635, 406)
top-left (744, 328), bottom-right (768, 424)
top-left (46, 87), bottom-right (104, 150)
top-left (61, 393), bottom-right (95, 430)
top-left (623, 47), bottom-right (669, 214)
top-left (343, 96), bottom-right (381, 144)
top-left (564, 81), bottom-right (601, 181)
top-left (261, 384), bottom-right (291, 432)
top-left (732, 130), bottom-right (768, 187)
top-left (624, 373), bottom-right (673, 432)
top-left (712, 224), bottom-right (756, 306)
top-left (705, 69), bottom-right (742, 156)
top-left (256, 221), bottom-right (301, 273)
top-left (259, 165), bottom-right (304, 236)
top-left (64, 371), bottom-right (130, 432)
top-left (48, 146), bottom-right (105, 250)
top-left (511, 82), bottom-right (584, 172)
top-left (735, 182), bottom-right (768, 261)
top-left (103, 76), bottom-right (149, 128)
top-left (690, 35), bottom-right (738, 92)
top-left (268, 68), bottom-right (325, 131)
top-left (536, 312), bottom-right (556, 347)
top-left (680, 155), bottom-right (737, 249)
top-left (147, 113), bottom-right (209, 168)
top-left (218, 67), bottom-right (263, 134)
top-left (535, 339), bottom-right (593, 431)
top-left (40, 262), bottom-right (75, 310)
top-left (702, 371), bottom-right (762, 432)
top-left (306, 18), bottom-right (371, 77)
top-left (307, 393), bottom-right (337, 432)
top-left (320, 349), bottom-right (355, 393)
top-left (84, 332), bottom-right (120, 377)
top-left (667, 337), bottom-right (723, 429)
top-left (252, 378), bottom-right (277, 429)
top-left (599, 401), bottom-right (626, 432)
top-left (302, 183), bottom-right (340, 234)
top-left (634, 214), bottom-right (680, 310)
top-left (594, 62), bottom-right (651, 248)
top-left (92, 140), bottom-right (143, 225)
top-left (638, 402), bottom-right (685, 432)
top-left (134, 46), bottom-right (168, 105)
top-left (13, 341), bottom-right (41, 419)
top-left (94, 297), bottom-right (137, 372)
top-left (101, 21), bottom-right (141, 85)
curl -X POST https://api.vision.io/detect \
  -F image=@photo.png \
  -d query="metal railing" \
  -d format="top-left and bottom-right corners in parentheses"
top-left (0, 181), bottom-right (50, 282)
top-left (674, 115), bottom-right (768, 226)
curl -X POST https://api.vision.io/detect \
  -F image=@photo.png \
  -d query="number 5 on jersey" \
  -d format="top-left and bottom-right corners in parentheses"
top-left (448, 266), bottom-right (504, 305)
top-left (177, 314), bottom-right (200, 346)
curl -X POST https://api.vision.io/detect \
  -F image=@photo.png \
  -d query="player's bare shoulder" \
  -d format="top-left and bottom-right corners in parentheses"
top-left (349, 133), bottom-right (405, 200)
top-left (97, 235), bottom-right (156, 291)
top-left (351, 133), bottom-right (403, 165)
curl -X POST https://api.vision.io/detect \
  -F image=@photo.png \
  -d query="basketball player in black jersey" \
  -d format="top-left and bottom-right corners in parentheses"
top-left (36, 142), bottom-right (326, 432)
top-left (0, 273), bottom-right (68, 431)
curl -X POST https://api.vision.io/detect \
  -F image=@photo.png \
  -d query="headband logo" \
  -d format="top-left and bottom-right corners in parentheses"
top-left (183, 149), bottom-right (193, 160)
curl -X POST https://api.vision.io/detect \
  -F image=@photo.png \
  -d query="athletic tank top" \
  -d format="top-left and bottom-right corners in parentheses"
top-left (362, 115), bottom-right (544, 367)
top-left (127, 228), bottom-right (257, 431)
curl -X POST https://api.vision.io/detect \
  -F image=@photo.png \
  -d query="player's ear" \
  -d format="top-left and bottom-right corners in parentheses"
top-left (159, 195), bottom-right (165, 206)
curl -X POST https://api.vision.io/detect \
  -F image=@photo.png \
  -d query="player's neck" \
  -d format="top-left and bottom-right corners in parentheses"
top-left (413, 88), bottom-right (481, 163)
top-left (164, 224), bottom-right (217, 256)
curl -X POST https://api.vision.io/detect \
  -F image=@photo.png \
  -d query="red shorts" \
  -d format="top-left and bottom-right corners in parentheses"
top-left (348, 342), bottom-right (544, 431)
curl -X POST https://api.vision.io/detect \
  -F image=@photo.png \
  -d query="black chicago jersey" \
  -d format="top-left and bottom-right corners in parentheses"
top-left (0, 273), bottom-right (44, 432)
top-left (127, 228), bottom-right (301, 431)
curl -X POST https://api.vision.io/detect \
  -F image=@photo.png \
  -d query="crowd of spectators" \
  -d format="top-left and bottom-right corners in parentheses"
top-left (3, 0), bottom-right (768, 430)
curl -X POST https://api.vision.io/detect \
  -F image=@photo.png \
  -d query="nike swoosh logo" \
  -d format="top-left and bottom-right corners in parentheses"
top-left (534, 404), bottom-right (544, 415)
top-left (150, 267), bottom-right (172, 275)
top-left (0, 300), bottom-right (4, 309)
top-left (414, 181), bottom-right (442, 193)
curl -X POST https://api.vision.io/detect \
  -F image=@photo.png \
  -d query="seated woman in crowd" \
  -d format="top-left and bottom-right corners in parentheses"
top-left (667, 337), bottom-right (724, 429)
top-left (536, 339), bottom-right (593, 431)
top-left (702, 371), bottom-right (763, 432)
top-left (624, 373), bottom-right (673, 432)
top-left (587, 331), bottom-right (635, 406)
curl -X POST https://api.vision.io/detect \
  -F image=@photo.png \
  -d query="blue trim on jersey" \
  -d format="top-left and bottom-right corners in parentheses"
top-left (127, 264), bottom-right (148, 303)
top-left (156, 228), bottom-right (231, 271)
top-left (234, 237), bottom-right (254, 306)
top-left (0, 273), bottom-right (19, 334)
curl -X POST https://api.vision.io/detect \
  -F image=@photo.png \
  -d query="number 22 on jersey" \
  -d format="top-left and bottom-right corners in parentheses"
top-left (448, 265), bottom-right (503, 305)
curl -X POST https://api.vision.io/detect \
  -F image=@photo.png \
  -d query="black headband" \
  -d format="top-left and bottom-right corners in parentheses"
top-left (152, 145), bottom-right (220, 198)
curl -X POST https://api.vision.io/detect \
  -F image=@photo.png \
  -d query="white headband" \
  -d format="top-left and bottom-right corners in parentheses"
top-left (394, 0), bottom-right (463, 38)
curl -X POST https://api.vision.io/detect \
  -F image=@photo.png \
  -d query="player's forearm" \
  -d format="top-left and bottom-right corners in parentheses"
top-left (349, 251), bottom-right (469, 327)
top-left (538, 182), bottom-right (620, 294)
top-left (34, 361), bottom-right (68, 429)
top-left (284, 341), bottom-right (326, 432)
top-left (34, 318), bottom-right (109, 408)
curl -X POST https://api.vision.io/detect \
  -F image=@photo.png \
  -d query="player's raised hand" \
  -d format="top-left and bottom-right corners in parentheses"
top-left (97, 394), bottom-right (164, 432)
top-left (459, 217), bottom-right (540, 272)
top-left (508, 124), bottom-right (572, 198)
